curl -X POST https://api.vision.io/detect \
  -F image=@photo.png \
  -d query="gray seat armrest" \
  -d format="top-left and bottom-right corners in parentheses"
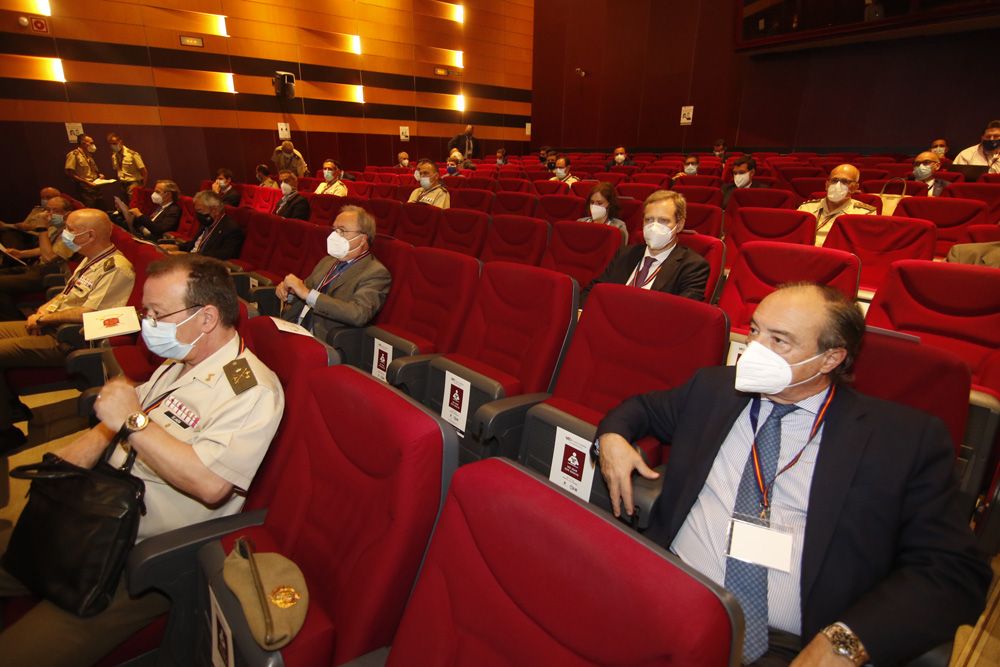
top-left (251, 285), bottom-right (280, 316)
top-left (339, 648), bottom-right (390, 667)
top-left (629, 467), bottom-right (665, 532)
top-left (386, 354), bottom-right (440, 399)
top-left (65, 348), bottom-right (107, 389)
top-left (55, 323), bottom-right (85, 348)
top-left (360, 326), bottom-right (422, 372)
top-left (469, 392), bottom-right (550, 459)
top-left (328, 327), bottom-right (366, 367)
top-left (905, 642), bottom-right (952, 667)
top-left (78, 386), bottom-right (100, 417)
top-left (230, 271), bottom-right (252, 300)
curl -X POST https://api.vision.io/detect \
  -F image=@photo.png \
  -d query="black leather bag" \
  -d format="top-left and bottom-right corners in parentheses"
top-left (2, 442), bottom-right (145, 617)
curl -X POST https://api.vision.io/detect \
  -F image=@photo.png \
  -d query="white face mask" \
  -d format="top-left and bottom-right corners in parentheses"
top-left (323, 169), bottom-right (335, 181)
top-left (826, 181), bottom-right (849, 204)
top-left (589, 203), bottom-right (608, 221)
top-left (326, 230), bottom-right (358, 260)
top-left (734, 341), bottom-right (826, 394)
top-left (400, 158), bottom-right (409, 167)
top-left (420, 176), bottom-right (432, 190)
top-left (86, 144), bottom-right (96, 153)
top-left (141, 308), bottom-right (205, 361)
top-left (555, 168), bottom-right (567, 179)
top-left (614, 154), bottom-right (625, 164)
top-left (497, 158), bottom-right (504, 166)
top-left (734, 172), bottom-right (751, 188)
top-left (216, 179), bottom-right (228, 190)
top-left (684, 164), bottom-right (698, 175)
top-left (150, 192), bottom-right (164, 205)
top-left (643, 222), bottom-right (675, 251)
top-left (931, 146), bottom-right (947, 157)
top-left (280, 181), bottom-right (294, 196)
top-left (913, 164), bottom-right (934, 181)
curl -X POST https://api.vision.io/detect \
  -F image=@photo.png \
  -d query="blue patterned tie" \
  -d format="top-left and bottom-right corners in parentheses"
top-left (725, 402), bottom-right (798, 664)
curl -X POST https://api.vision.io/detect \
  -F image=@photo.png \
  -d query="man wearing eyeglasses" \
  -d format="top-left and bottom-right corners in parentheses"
top-left (798, 164), bottom-right (876, 246)
top-left (276, 206), bottom-right (391, 345)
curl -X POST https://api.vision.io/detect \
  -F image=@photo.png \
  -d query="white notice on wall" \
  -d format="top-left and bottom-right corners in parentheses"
top-left (65, 122), bottom-right (84, 143)
top-left (441, 371), bottom-right (472, 435)
top-left (548, 427), bottom-right (596, 501)
top-left (525, 122), bottom-right (532, 136)
top-left (680, 105), bottom-right (694, 126)
top-left (372, 338), bottom-right (393, 382)
top-left (399, 126), bottom-right (410, 142)
top-left (277, 122), bottom-right (291, 140)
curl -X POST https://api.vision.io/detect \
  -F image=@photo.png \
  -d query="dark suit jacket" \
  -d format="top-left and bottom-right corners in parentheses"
top-left (281, 253), bottom-right (391, 343)
top-left (605, 158), bottom-right (637, 170)
top-left (721, 179), bottom-right (768, 209)
top-left (178, 214), bottom-right (244, 261)
top-left (597, 367), bottom-right (990, 664)
top-left (583, 243), bottom-right (710, 302)
top-left (447, 133), bottom-right (478, 159)
top-left (274, 193), bottom-right (310, 220)
top-left (219, 187), bottom-right (241, 207)
top-left (906, 176), bottom-right (950, 197)
top-left (134, 203), bottom-right (180, 240)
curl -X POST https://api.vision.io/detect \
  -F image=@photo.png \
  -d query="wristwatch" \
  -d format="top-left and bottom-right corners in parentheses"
top-left (821, 622), bottom-right (869, 666)
top-left (117, 411), bottom-right (150, 442)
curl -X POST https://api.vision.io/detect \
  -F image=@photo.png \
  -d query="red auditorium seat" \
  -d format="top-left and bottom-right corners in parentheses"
top-left (371, 234), bottom-right (412, 279)
top-left (451, 187), bottom-right (495, 212)
top-left (617, 197), bottom-right (644, 236)
top-left (298, 176), bottom-right (322, 191)
top-left (935, 170), bottom-right (966, 184)
top-left (569, 180), bottom-right (599, 198)
top-left (866, 260), bottom-right (1000, 398)
top-left (170, 197), bottom-right (200, 242)
top-left (192, 365), bottom-right (456, 667)
top-left (433, 208), bottom-right (489, 257)
top-left (519, 284), bottom-right (728, 475)
top-left (533, 180), bottom-right (570, 195)
top-left (395, 203), bottom-right (442, 246)
top-left (540, 220), bottom-right (622, 288)
top-left (789, 177), bottom-right (828, 200)
top-left (496, 177), bottom-right (533, 193)
top-left (894, 196), bottom-right (989, 256)
top-left (359, 247), bottom-right (481, 373)
top-left (858, 169), bottom-right (889, 183)
top-left (228, 210), bottom-right (281, 272)
top-left (610, 165), bottom-right (641, 176)
top-left (676, 230), bottom-right (726, 304)
top-left (682, 202), bottom-right (723, 238)
top-left (616, 182), bottom-right (659, 200)
top-left (727, 187), bottom-right (801, 216)
top-left (982, 173), bottom-right (1000, 184)
top-left (491, 190), bottom-right (538, 217)
top-left (718, 241), bottom-right (860, 337)
top-left (672, 185), bottom-right (723, 207)
top-left (129, 187), bottom-right (154, 214)
top-left (465, 177), bottom-right (496, 191)
top-left (968, 224), bottom-right (1000, 242)
top-left (380, 459), bottom-right (741, 666)
top-left (388, 261), bottom-right (576, 465)
top-left (723, 207), bottom-right (817, 269)
top-left (307, 193), bottom-right (345, 226)
top-left (591, 172), bottom-right (626, 186)
top-left (862, 179), bottom-right (928, 196)
top-left (536, 194), bottom-right (586, 224)
top-left (442, 175), bottom-right (464, 190)
top-left (941, 183), bottom-right (1000, 223)
top-left (631, 173), bottom-right (673, 187)
top-left (874, 163), bottom-right (916, 178)
top-left (393, 184), bottom-right (415, 202)
top-left (823, 215), bottom-right (936, 292)
top-left (850, 192), bottom-right (883, 214)
top-left (248, 218), bottom-right (318, 284)
top-left (250, 185), bottom-right (282, 213)
top-left (344, 180), bottom-right (371, 198)
top-left (369, 182), bottom-right (398, 199)
top-left (359, 197), bottom-right (402, 237)
top-left (480, 215), bottom-right (548, 265)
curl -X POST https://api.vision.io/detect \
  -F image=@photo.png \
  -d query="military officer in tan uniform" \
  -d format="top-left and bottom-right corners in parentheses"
top-left (407, 158), bottom-right (450, 209)
top-left (107, 132), bottom-right (147, 198)
top-left (549, 156), bottom-right (580, 187)
top-left (271, 140), bottom-right (309, 177)
top-left (64, 135), bottom-right (104, 208)
top-left (315, 159), bottom-right (349, 196)
top-left (797, 164), bottom-right (876, 246)
top-left (0, 209), bottom-right (134, 448)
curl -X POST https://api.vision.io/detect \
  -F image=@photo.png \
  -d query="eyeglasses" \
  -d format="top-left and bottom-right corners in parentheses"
top-left (828, 178), bottom-right (857, 186)
top-left (140, 305), bottom-right (203, 328)
top-left (332, 227), bottom-right (363, 238)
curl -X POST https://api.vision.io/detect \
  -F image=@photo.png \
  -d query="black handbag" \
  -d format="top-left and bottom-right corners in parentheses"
top-left (2, 441), bottom-right (146, 617)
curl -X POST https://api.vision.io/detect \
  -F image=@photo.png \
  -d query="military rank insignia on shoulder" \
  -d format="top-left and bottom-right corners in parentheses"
top-left (854, 200), bottom-right (877, 212)
top-left (801, 198), bottom-right (822, 205)
top-left (224, 357), bottom-right (258, 395)
top-left (104, 257), bottom-right (116, 272)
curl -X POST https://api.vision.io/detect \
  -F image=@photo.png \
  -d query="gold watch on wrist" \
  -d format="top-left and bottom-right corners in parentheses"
top-left (117, 411), bottom-right (150, 442)
top-left (821, 622), bottom-right (869, 666)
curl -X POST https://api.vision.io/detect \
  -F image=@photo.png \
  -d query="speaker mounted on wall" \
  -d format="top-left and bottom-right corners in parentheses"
top-left (272, 71), bottom-right (296, 99)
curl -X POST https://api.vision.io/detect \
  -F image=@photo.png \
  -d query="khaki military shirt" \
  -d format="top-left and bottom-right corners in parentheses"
top-left (112, 145), bottom-right (145, 183)
top-left (272, 147), bottom-right (309, 177)
top-left (45, 246), bottom-right (134, 313)
top-left (551, 174), bottom-right (580, 186)
top-left (65, 147), bottom-right (99, 182)
top-left (109, 334), bottom-right (284, 541)
top-left (315, 180), bottom-right (348, 197)
top-left (407, 184), bottom-right (450, 209)
top-left (798, 197), bottom-right (877, 246)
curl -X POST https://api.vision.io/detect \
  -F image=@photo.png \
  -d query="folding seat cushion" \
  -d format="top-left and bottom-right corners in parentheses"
top-left (491, 191), bottom-right (538, 217)
top-left (251, 218), bottom-right (314, 284)
top-left (895, 196), bottom-right (988, 255)
top-left (718, 241), bottom-right (860, 335)
top-left (359, 197), bottom-right (402, 237)
top-left (496, 178), bottom-right (533, 193)
top-left (395, 203), bottom-right (441, 246)
top-left (723, 207), bottom-right (817, 268)
top-left (789, 177), bottom-right (828, 200)
top-left (480, 215), bottom-right (548, 265)
top-left (941, 183), bottom-right (1000, 224)
top-left (671, 185), bottom-right (722, 207)
top-left (344, 180), bottom-right (371, 198)
top-left (773, 165), bottom-right (824, 185)
top-left (823, 215), bottom-right (936, 292)
top-left (866, 260), bottom-right (1000, 394)
top-left (616, 182), bottom-right (659, 200)
top-left (591, 172), bottom-right (626, 186)
top-left (308, 194), bottom-right (345, 226)
top-left (862, 179), bottom-right (927, 196)
top-left (536, 194), bottom-right (586, 224)
top-left (727, 187), bottom-right (801, 216)
top-left (533, 180), bottom-right (570, 196)
top-left (540, 220), bottom-right (622, 288)
top-left (433, 208), bottom-right (489, 256)
top-left (676, 231), bottom-right (725, 304)
top-left (385, 459), bottom-right (741, 666)
top-left (683, 202), bottom-right (723, 237)
top-left (451, 187), bottom-right (495, 212)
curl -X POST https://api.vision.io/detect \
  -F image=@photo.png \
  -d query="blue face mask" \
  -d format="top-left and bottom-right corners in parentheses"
top-left (61, 228), bottom-right (87, 252)
top-left (446, 165), bottom-right (458, 175)
top-left (50, 214), bottom-right (65, 227)
top-left (140, 308), bottom-right (205, 360)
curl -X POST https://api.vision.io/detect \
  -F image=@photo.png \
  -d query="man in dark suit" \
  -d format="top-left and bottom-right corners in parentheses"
top-left (278, 205), bottom-right (391, 344)
top-left (447, 125), bottom-right (478, 159)
top-left (273, 170), bottom-right (311, 221)
top-left (212, 168), bottom-right (241, 207)
top-left (127, 179), bottom-right (181, 240)
top-left (908, 150), bottom-right (950, 197)
top-left (596, 284), bottom-right (990, 666)
top-left (721, 155), bottom-right (768, 209)
top-left (605, 146), bottom-right (637, 170)
top-left (583, 190), bottom-right (709, 302)
top-left (171, 190), bottom-right (244, 261)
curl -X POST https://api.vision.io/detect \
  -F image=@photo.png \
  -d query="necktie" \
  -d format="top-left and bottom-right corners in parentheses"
top-left (725, 401), bottom-right (798, 664)
top-left (632, 256), bottom-right (657, 288)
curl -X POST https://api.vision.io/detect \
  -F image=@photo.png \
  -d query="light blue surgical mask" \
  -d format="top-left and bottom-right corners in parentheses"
top-left (50, 213), bottom-right (64, 227)
top-left (61, 228), bottom-right (87, 252)
top-left (420, 176), bottom-right (432, 189)
top-left (140, 307), bottom-right (205, 360)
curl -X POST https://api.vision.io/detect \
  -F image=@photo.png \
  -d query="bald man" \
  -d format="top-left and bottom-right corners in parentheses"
top-left (0, 209), bottom-right (134, 449)
top-left (909, 150), bottom-right (950, 197)
top-left (447, 124), bottom-right (478, 159)
top-left (797, 164), bottom-right (876, 246)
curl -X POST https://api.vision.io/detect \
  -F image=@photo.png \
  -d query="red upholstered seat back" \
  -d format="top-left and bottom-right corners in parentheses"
top-left (174, 197), bottom-right (200, 241)
top-left (968, 224), bottom-right (1000, 242)
top-left (396, 203), bottom-right (441, 246)
top-left (451, 188), bottom-right (495, 212)
top-left (308, 194), bottom-right (345, 226)
top-left (617, 197), bottom-right (644, 236)
top-left (242, 315), bottom-right (329, 390)
top-left (554, 285), bottom-right (728, 412)
top-left (344, 180), bottom-right (371, 198)
top-left (540, 220), bottom-right (621, 288)
top-left (866, 260), bottom-right (1000, 391)
top-left (823, 215), bottom-right (936, 291)
top-left (683, 202), bottom-right (723, 237)
top-left (480, 215), bottom-right (548, 265)
top-left (674, 175), bottom-right (720, 187)
top-left (941, 183), bottom-right (1000, 224)
top-left (533, 180), bottom-right (569, 195)
top-left (371, 235), bottom-right (412, 287)
top-left (496, 178), bottom-right (533, 193)
top-left (676, 231), bottom-right (726, 303)
top-left (359, 197), bottom-right (401, 237)
top-left (251, 185), bottom-right (282, 213)
top-left (255, 218), bottom-right (314, 282)
top-left (724, 207), bottom-right (817, 268)
top-left (491, 190), bottom-right (538, 217)
top-left (591, 171), bottom-right (625, 185)
top-left (536, 194), bottom-right (586, 223)
top-left (454, 262), bottom-right (576, 394)
top-left (465, 177), bottom-right (495, 191)
top-left (433, 208), bottom-right (489, 256)
top-left (853, 329), bottom-right (971, 455)
top-left (387, 459), bottom-right (738, 667)
top-left (789, 177), bottom-right (828, 199)
top-left (719, 241), bottom-right (860, 333)
top-left (616, 183), bottom-right (659, 200)
top-left (629, 173), bottom-right (672, 187)
top-left (672, 185), bottom-right (722, 207)
top-left (231, 211), bottom-right (280, 271)
top-left (895, 196), bottom-right (989, 256)
top-left (863, 179), bottom-right (927, 196)
top-left (245, 366), bottom-right (447, 664)
top-left (238, 184), bottom-right (258, 209)
top-left (728, 187), bottom-right (801, 217)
